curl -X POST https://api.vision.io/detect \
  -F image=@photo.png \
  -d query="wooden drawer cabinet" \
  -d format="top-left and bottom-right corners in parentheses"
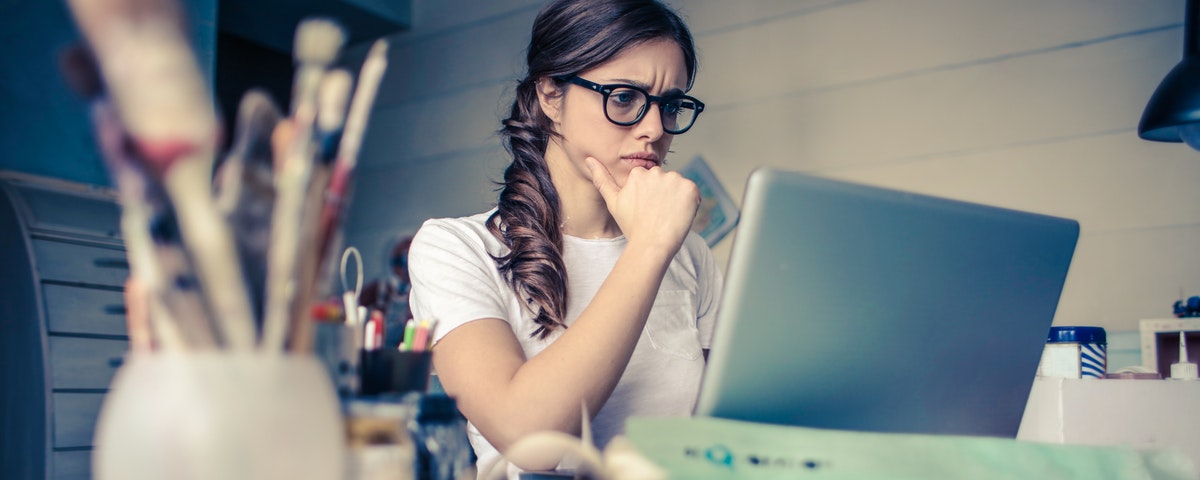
top-left (0, 172), bottom-right (128, 480)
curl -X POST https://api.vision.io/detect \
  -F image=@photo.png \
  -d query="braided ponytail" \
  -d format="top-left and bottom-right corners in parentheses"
top-left (488, 78), bottom-right (568, 339)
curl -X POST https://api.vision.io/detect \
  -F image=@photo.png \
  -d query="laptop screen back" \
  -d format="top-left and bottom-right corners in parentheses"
top-left (694, 168), bottom-right (1079, 437)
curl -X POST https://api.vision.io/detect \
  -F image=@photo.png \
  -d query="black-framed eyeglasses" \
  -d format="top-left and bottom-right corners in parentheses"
top-left (561, 76), bottom-right (705, 135)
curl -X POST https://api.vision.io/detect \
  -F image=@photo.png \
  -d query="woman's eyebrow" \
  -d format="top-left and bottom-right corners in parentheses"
top-left (659, 87), bottom-right (685, 97)
top-left (611, 78), bottom-right (685, 97)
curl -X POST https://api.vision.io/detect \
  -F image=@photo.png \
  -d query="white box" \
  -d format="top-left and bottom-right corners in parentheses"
top-left (1018, 377), bottom-right (1200, 471)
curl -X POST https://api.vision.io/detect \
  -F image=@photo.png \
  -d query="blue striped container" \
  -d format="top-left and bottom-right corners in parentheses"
top-left (1040, 326), bottom-right (1107, 379)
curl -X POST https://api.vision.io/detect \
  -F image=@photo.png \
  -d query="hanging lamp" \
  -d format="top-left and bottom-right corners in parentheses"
top-left (1139, 0), bottom-right (1200, 149)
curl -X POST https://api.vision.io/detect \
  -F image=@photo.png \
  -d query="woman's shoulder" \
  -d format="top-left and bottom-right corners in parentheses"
top-left (670, 231), bottom-right (720, 279)
top-left (677, 230), bottom-right (713, 260)
top-left (412, 210), bottom-right (505, 256)
top-left (417, 210), bottom-right (495, 236)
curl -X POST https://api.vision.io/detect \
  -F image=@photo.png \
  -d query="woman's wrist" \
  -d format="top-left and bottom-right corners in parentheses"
top-left (623, 235), bottom-right (681, 266)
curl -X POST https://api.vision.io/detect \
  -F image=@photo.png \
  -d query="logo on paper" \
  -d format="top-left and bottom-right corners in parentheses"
top-left (682, 444), bottom-right (824, 472)
top-left (703, 444), bottom-right (733, 469)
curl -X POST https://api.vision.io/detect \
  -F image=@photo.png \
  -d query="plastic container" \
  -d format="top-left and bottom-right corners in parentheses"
top-left (1038, 326), bottom-right (1107, 379)
top-left (92, 353), bottom-right (345, 480)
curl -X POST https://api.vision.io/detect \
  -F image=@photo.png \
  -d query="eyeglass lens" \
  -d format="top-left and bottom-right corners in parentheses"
top-left (604, 87), bottom-right (699, 133)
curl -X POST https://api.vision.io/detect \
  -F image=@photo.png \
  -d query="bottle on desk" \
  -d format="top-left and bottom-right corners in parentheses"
top-left (1037, 326), bottom-right (1107, 379)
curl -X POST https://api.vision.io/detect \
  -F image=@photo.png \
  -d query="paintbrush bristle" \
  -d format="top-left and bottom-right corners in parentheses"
top-left (317, 69), bottom-right (352, 134)
top-left (293, 18), bottom-right (345, 66)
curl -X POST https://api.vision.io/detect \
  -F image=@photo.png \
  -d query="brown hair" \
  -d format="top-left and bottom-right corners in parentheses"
top-left (488, 0), bottom-right (698, 338)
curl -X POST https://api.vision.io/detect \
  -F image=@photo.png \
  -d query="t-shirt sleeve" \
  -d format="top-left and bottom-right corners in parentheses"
top-left (690, 233), bottom-right (722, 348)
top-left (408, 219), bottom-right (510, 345)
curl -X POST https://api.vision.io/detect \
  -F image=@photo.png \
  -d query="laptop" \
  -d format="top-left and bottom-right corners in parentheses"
top-left (693, 167), bottom-right (1079, 437)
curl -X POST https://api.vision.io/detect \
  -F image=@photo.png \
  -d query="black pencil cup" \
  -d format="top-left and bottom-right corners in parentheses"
top-left (359, 350), bottom-right (433, 396)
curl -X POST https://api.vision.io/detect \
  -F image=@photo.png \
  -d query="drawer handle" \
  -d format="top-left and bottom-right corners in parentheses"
top-left (93, 258), bottom-right (130, 270)
top-left (109, 356), bottom-right (124, 369)
top-left (104, 304), bottom-right (128, 315)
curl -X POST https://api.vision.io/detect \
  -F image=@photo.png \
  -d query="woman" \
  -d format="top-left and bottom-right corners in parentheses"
top-left (407, 0), bottom-right (721, 475)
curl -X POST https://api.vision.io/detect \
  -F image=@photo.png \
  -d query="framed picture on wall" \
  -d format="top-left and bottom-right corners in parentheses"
top-left (677, 156), bottom-right (739, 247)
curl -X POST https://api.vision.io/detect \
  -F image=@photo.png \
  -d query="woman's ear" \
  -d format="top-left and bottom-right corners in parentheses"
top-left (535, 77), bottom-right (564, 124)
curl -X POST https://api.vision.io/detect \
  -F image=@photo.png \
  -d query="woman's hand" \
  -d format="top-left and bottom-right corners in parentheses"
top-left (586, 157), bottom-right (699, 253)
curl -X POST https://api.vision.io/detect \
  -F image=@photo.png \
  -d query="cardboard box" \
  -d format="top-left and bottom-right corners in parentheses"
top-left (1018, 377), bottom-right (1200, 470)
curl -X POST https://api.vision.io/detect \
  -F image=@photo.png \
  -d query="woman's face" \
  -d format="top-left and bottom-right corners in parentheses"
top-left (540, 37), bottom-right (689, 189)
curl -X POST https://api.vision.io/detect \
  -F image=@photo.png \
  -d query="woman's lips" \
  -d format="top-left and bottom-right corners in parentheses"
top-left (622, 153), bottom-right (660, 169)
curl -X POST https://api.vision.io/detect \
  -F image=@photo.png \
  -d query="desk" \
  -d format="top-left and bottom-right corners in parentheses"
top-left (1019, 377), bottom-right (1200, 470)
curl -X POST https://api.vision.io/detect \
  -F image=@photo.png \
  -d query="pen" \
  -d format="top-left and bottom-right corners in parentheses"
top-left (363, 309), bottom-right (385, 351)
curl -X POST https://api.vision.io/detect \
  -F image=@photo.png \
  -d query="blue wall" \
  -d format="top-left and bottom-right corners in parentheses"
top-left (0, 0), bottom-right (216, 187)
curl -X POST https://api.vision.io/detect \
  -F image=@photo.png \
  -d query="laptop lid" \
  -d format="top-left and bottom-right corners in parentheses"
top-left (694, 168), bottom-right (1079, 437)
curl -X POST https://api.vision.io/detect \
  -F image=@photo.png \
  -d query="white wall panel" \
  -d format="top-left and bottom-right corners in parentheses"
top-left (410, 0), bottom-right (542, 35)
top-left (1055, 226), bottom-right (1200, 329)
top-left (372, 10), bottom-right (534, 107)
top-left (350, 146), bottom-right (508, 230)
top-left (689, 0), bottom-right (1182, 107)
top-left (359, 83), bottom-right (512, 168)
top-left (674, 29), bottom-right (1180, 198)
top-left (343, 0), bottom-right (1199, 332)
top-left (821, 132), bottom-right (1200, 234)
top-left (670, 0), bottom-right (851, 36)
top-left (346, 146), bottom-right (509, 278)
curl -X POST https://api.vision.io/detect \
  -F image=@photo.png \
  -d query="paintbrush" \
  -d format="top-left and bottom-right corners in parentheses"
top-left (60, 43), bottom-right (216, 351)
top-left (66, 0), bottom-right (256, 350)
top-left (288, 68), bottom-right (353, 352)
top-left (213, 89), bottom-right (283, 330)
top-left (313, 39), bottom-right (390, 294)
top-left (261, 18), bottom-right (346, 352)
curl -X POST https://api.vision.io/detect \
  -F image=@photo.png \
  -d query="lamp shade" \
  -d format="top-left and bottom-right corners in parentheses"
top-left (1138, 0), bottom-right (1200, 146)
top-left (1138, 57), bottom-right (1200, 143)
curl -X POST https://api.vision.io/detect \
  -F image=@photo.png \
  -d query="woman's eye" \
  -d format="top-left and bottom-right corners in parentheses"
top-left (662, 102), bottom-right (682, 117)
top-left (611, 91), bottom-right (638, 105)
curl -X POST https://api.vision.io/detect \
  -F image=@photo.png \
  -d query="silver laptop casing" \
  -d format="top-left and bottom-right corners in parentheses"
top-left (694, 168), bottom-right (1079, 437)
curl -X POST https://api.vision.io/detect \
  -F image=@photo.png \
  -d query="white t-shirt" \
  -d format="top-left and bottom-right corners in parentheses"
top-left (408, 210), bottom-right (722, 476)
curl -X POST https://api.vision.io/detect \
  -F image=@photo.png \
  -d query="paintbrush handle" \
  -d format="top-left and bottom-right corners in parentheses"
top-left (162, 159), bottom-right (257, 349)
top-left (69, 0), bottom-right (257, 351)
top-left (262, 24), bottom-right (346, 352)
top-left (311, 40), bottom-right (390, 291)
top-left (92, 100), bottom-right (216, 351)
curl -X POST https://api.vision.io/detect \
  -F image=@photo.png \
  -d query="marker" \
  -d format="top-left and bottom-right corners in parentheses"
top-left (412, 319), bottom-right (432, 352)
top-left (401, 318), bottom-right (416, 351)
top-left (423, 319), bottom-right (438, 351)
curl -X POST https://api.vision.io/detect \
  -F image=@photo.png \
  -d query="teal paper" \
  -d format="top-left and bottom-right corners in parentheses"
top-left (624, 417), bottom-right (1196, 480)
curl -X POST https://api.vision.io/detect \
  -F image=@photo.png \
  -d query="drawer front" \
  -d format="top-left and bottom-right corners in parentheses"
top-left (54, 393), bottom-right (107, 448)
top-left (48, 336), bottom-right (127, 389)
top-left (17, 185), bottom-right (121, 239)
top-left (52, 450), bottom-right (91, 480)
top-left (33, 239), bottom-right (129, 287)
top-left (44, 284), bottom-right (128, 336)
